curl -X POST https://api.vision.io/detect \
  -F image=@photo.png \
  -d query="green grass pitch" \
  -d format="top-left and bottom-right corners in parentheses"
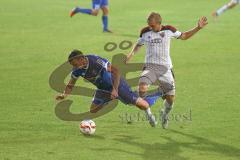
top-left (0, 0), bottom-right (240, 159)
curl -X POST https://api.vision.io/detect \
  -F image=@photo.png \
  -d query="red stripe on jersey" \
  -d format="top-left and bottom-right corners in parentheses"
top-left (161, 25), bottom-right (177, 33)
top-left (140, 25), bottom-right (177, 37)
top-left (140, 26), bottom-right (151, 37)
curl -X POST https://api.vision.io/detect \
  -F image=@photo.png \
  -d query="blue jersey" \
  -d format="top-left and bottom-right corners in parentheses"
top-left (70, 54), bottom-right (139, 105)
top-left (71, 55), bottom-right (113, 90)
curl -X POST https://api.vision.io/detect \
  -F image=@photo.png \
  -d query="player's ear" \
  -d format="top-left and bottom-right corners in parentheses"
top-left (69, 59), bottom-right (74, 65)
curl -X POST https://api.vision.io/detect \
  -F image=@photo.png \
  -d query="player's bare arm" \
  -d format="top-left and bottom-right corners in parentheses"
top-left (125, 44), bottom-right (142, 64)
top-left (180, 16), bottom-right (208, 40)
top-left (55, 78), bottom-right (77, 100)
top-left (107, 64), bottom-right (120, 99)
top-left (228, 1), bottom-right (238, 8)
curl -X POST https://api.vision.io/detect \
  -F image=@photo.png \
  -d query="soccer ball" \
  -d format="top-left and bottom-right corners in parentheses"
top-left (79, 120), bottom-right (96, 135)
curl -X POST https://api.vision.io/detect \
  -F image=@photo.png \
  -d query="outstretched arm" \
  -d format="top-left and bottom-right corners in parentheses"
top-left (180, 16), bottom-right (208, 40)
top-left (125, 43), bottom-right (143, 64)
top-left (107, 64), bottom-right (120, 99)
top-left (56, 78), bottom-right (77, 100)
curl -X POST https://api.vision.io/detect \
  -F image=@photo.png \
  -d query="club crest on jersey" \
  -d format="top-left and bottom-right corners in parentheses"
top-left (160, 32), bottom-right (165, 38)
top-left (96, 59), bottom-right (104, 66)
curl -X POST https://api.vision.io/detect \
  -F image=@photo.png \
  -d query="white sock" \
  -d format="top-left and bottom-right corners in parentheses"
top-left (216, 5), bottom-right (228, 16)
top-left (145, 107), bottom-right (152, 116)
top-left (164, 100), bottom-right (174, 114)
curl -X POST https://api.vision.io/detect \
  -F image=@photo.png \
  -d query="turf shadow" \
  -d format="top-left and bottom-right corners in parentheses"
top-left (90, 130), bottom-right (240, 160)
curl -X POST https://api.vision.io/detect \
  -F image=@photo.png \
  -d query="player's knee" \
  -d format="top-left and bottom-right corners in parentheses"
top-left (165, 95), bottom-right (175, 105)
top-left (136, 98), bottom-right (149, 110)
top-left (92, 10), bottom-right (99, 16)
top-left (101, 7), bottom-right (109, 15)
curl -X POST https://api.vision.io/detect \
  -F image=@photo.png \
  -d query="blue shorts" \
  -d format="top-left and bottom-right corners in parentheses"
top-left (92, 78), bottom-right (138, 106)
top-left (92, 0), bottom-right (108, 10)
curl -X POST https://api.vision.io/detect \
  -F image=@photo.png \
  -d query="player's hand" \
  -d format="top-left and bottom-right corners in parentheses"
top-left (56, 94), bottom-right (66, 101)
top-left (198, 16), bottom-right (208, 29)
top-left (111, 89), bottom-right (118, 99)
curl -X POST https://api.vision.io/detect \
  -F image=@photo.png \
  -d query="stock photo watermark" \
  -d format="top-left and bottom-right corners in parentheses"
top-left (49, 40), bottom-right (176, 121)
top-left (119, 109), bottom-right (192, 124)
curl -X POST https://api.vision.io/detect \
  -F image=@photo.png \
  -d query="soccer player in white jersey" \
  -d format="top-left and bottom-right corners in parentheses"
top-left (212, 0), bottom-right (239, 18)
top-left (125, 12), bottom-right (208, 129)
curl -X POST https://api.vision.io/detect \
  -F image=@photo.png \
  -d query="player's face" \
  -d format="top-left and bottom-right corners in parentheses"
top-left (148, 20), bottom-right (161, 32)
top-left (70, 57), bottom-right (85, 68)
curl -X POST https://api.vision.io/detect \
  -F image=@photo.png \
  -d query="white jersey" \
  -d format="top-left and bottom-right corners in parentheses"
top-left (137, 25), bottom-right (182, 69)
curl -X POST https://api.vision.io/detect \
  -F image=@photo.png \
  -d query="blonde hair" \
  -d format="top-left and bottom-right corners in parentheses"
top-left (147, 12), bottom-right (162, 24)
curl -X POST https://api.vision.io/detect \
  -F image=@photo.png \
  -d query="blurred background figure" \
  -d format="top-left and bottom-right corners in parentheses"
top-left (70, 0), bottom-right (112, 33)
top-left (212, 0), bottom-right (239, 18)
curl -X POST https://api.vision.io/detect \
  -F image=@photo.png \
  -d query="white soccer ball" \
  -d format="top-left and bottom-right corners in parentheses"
top-left (79, 120), bottom-right (96, 135)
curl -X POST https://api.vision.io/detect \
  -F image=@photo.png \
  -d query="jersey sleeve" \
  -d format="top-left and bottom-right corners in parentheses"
top-left (137, 37), bottom-right (145, 46)
top-left (163, 25), bottom-right (182, 39)
top-left (71, 70), bottom-right (79, 79)
top-left (170, 30), bottom-right (182, 39)
top-left (95, 56), bottom-right (110, 70)
top-left (137, 26), bottom-right (151, 46)
top-left (100, 57), bottom-right (110, 70)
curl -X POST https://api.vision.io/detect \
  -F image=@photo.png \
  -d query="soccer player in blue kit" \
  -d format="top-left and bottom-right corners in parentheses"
top-left (56, 50), bottom-right (161, 127)
top-left (70, 0), bottom-right (112, 33)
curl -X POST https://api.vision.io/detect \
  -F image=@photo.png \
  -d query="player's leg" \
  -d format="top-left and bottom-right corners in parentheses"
top-left (91, 0), bottom-right (101, 16)
top-left (70, 0), bottom-right (100, 17)
top-left (117, 78), bottom-right (158, 127)
top-left (135, 98), bottom-right (157, 127)
top-left (163, 95), bottom-right (175, 115)
top-left (138, 64), bottom-right (164, 107)
top-left (123, 96), bottom-right (158, 127)
top-left (159, 69), bottom-right (176, 129)
top-left (100, 0), bottom-right (112, 32)
top-left (101, 6), bottom-right (112, 32)
top-left (90, 89), bottom-right (112, 113)
top-left (212, 0), bottom-right (239, 17)
top-left (138, 65), bottom-right (158, 98)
